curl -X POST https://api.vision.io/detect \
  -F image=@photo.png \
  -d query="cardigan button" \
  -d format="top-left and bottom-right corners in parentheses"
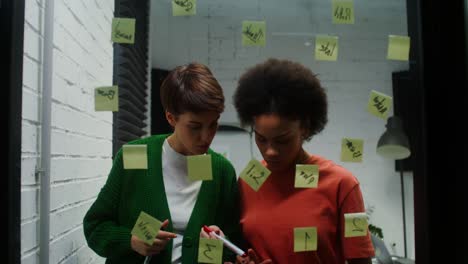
top-left (183, 236), bottom-right (193, 247)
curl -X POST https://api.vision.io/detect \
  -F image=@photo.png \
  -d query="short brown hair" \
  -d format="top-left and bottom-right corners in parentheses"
top-left (160, 62), bottom-right (225, 115)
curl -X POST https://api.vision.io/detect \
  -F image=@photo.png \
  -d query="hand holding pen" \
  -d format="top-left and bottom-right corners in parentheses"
top-left (200, 225), bottom-right (271, 264)
top-left (200, 225), bottom-right (225, 239)
top-left (201, 225), bottom-right (246, 256)
top-left (227, 249), bottom-right (272, 264)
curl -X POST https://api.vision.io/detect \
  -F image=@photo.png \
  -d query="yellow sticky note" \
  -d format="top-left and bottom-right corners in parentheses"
top-left (111, 18), bottom-right (135, 44)
top-left (187, 154), bottom-right (212, 181)
top-left (367, 90), bottom-right (392, 119)
top-left (332, 0), bottom-right (355, 24)
top-left (344, 212), bottom-right (368, 237)
top-left (295, 165), bottom-right (319, 188)
top-left (315, 35), bottom-right (339, 61)
top-left (123, 144), bottom-right (148, 169)
top-left (242, 21), bottom-right (266, 47)
top-left (172, 0), bottom-right (196, 16)
top-left (239, 159), bottom-right (271, 191)
top-left (131, 211), bottom-right (162, 245)
top-left (340, 138), bottom-right (364, 163)
top-left (387, 35), bottom-right (410, 61)
top-left (294, 227), bottom-right (317, 252)
top-left (95, 86), bottom-right (119, 112)
top-left (198, 238), bottom-right (223, 264)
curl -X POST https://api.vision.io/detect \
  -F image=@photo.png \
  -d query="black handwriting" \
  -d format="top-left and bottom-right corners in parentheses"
top-left (243, 24), bottom-right (264, 43)
top-left (203, 243), bottom-right (216, 260)
top-left (97, 89), bottom-right (116, 100)
top-left (300, 171), bottom-right (315, 184)
top-left (137, 221), bottom-right (153, 241)
top-left (249, 171), bottom-right (265, 185)
top-left (345, 139), bottom-right (362, 159)
top-left (114, 21), bottom-right (133, 41)
top-left (174, 0), bottom-right (193, 12)
top-left (373, 96), bottom-right (388, 114)
top-left (352, 217), bottom-right (364, 232)
top-left (334, 6), bottom-right (352, 21)
top-left (319, 41), bottom-right (336, 57)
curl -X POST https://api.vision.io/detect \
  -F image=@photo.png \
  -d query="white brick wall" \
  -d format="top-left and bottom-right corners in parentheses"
top-left (152, 0), bottom-right (415, 260)
top-left (21, 0), bottom-right (113, 263)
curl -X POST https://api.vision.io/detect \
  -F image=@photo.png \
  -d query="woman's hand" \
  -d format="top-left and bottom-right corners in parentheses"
top-left (225, 248), bottom-right (272, 264)
top-left (131, 219), bottom-right (177, 256)
top-left (200, 225), bottom-right (225, 238)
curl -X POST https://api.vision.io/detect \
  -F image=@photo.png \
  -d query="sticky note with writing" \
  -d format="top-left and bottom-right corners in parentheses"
top-left (131, 211), bottom-right (162, 245)
top-left (123, 144), bottom-right (148, 169)
top-left (242, 21), bottom-right (266, 47)
top-left (344, 212), bottom-right (368, 237)
top-left (295, 164), bottom-right (319, 188)
top-left (187, 154), bottom-right (212, 181)
top-left (340, 138), bottom-right (364, 163)
top-left (332, 0), bottom-right (355, 24)
top-left (315, 35), bottom-right (339, 61)
top-left (387, 35), bottom-right (410, 61)
top-left (198, 238), bottom-right (223, 263)
top-left (172, 0), bottom-right (196, 16)
top-left (294, 227), bottom-right (317, 252)
top-left (111, 18), bottom-right (135, 44)
top-left (367, 90), bottom-right (392, 119)
top-left (239, 159), bottom-right (271, 191)
top-left (95, 86), bottom-right (119, 112)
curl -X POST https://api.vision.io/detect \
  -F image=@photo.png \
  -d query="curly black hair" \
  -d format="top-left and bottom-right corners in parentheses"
top-left (233, 58), bottom-right (328, 140)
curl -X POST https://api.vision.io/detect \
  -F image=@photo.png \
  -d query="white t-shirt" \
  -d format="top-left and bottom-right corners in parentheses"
top-left (162, 139), bottom-right (202, 264)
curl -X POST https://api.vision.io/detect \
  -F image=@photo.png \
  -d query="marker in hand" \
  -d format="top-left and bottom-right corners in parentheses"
top-left (203, 225), bottom-right (246, 256)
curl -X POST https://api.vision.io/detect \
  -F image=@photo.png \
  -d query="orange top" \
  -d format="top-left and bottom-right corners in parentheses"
top-left (239, 155), bottom-right (375, 263)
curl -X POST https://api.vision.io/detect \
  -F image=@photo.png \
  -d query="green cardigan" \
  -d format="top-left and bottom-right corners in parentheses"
top-left (83, 134), bottom-right (241, 263)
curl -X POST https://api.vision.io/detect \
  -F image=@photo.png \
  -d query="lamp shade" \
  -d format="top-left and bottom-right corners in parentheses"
top-left (377, 116), bottom-right (411, 160)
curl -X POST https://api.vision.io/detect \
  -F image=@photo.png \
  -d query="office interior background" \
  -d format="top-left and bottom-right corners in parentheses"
top-left (4, 0), bottom-right (467, 263)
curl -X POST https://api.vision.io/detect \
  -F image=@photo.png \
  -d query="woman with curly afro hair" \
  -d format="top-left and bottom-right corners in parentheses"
top-left (231, 58), bottom-right (374, 264)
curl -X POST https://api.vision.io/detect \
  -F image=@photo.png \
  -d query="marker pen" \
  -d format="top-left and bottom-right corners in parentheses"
top-left (203, 225), bottom-right (246, 256)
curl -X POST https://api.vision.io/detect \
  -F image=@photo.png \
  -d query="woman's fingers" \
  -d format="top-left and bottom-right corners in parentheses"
top-left (131, 226), bottom-right (176, 257)
top-left (243, 248), bottom-right (272, 264)
top-left (160, 219), bottom-right (169, 229)
top-left (156, 229), bottom-right (177, 239)
top-left (200, 225), bottom-right (224, 239)
top-left (147, 238), bottom-right (169, 254)
top-left (148, 227), bottom-right (175, 255)
top-left (206, 225), bottom-right (225, 238)
top-left (208, 225), bottom-right (224, 235)
top-left (235, 255), bottom-right (249, 264)
top-left (247, 249), bottom-right (260, 262)
top-left (200, 229), bottom-right (210, 238)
